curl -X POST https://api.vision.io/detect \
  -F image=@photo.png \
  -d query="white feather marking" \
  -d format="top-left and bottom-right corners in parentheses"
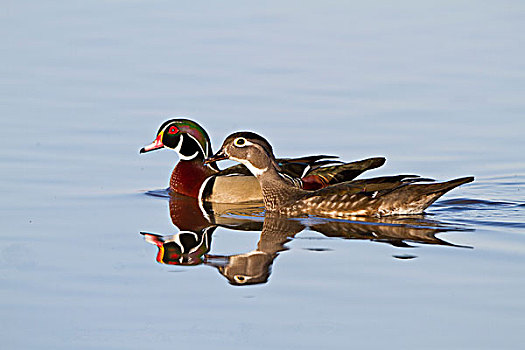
top-left (186, 133), bottom-right (207, 158)
top-left (229, 155), bottom-right (268, 177)
top-left (197, 177), bottom-right (213, 222)
top-left (279, 172), bottom-right (302, 187)
top-left (198, 176), bottom-right (213, 203)
top-left (174, 134), bottom-right (199, 160)
top-left (173, 134), bottom-right (184, 153)
top-left (233, 138), bottom-right (255, 148)
top-left (301, 165), bottom-right (311, 178)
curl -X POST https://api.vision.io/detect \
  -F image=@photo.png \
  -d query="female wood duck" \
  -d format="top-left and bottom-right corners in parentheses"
top-left (205, 132), bottom-right (475, 218)
top-left (140, 119), bottom-right (386, 203)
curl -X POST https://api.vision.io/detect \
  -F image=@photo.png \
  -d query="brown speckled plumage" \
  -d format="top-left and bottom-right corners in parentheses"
top-left (206, 132), bottom-right (474, 218)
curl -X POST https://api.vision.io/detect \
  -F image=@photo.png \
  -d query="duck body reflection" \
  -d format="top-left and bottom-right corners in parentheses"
top-left (141, 193), bottom-right (471, 286)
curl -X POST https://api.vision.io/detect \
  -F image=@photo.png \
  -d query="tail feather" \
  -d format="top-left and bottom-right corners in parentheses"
top-left (425, 176), bottom-right (475, 195)
top-left (378, 176), bottom-right (474, 215)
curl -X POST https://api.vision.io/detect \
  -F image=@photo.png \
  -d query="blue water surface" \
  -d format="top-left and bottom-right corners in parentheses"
top-left (1, 1), bottom-right (524, 349)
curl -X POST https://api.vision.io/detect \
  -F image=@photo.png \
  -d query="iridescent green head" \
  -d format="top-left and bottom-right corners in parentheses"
top-left (140, 119), bottom-right (214, 162)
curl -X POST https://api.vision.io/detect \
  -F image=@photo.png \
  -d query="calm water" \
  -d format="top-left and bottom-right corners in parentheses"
top-left (2, 1), bottom-right (525, 349)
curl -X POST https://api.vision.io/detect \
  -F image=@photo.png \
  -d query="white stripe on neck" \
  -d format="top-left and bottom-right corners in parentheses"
top-left (174, 134), bottom-right (199, 160)
top-left (230, 156), bottom-right (267, 177)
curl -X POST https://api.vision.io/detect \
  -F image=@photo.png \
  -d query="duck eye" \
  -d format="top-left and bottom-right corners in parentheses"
top-left (168, 126), bottom-right (179, 135)
top-left (234, 138), bottom-right (246, 147)
top-left (234, 275), bottom-right (247, 283)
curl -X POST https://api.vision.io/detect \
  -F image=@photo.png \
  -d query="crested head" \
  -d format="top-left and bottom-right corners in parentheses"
top-left (205, 131), bottom-right (308, 211)
top-left (140, 118), bottom-right (214, 163)
top-left (211, 131), bottom-right (280, 177)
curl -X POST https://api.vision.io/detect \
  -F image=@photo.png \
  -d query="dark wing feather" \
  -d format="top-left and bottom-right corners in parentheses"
top-left (307, 157), bottom-right (386, 184)
top-left (217, 155), bottom-right (342, 177)
top-left (278, 155), bottom-right (342, 178)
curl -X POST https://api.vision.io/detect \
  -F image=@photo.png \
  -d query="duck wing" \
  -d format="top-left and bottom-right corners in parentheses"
top-left (288, 176), bottom-right (474, 217)
top-left (216, 155), bottom-right (386, 189)
top-left (303, 157), bottom-right (386, 188)
top-left (216, 155), bottom-right (341, 177)
top-left (277, 155), bottom-right (341, 178)
top-left (215, 163), bottom-right (253, 176)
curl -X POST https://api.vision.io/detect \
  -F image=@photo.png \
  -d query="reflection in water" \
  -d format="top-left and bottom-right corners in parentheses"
top-left (309, 217), bottom-right (469, 248)
top-left (141, 194), bottom-right (472, 286)
top-left (206, 216), bottom-right (304, 285)
top-left (141, 228), bottom-right (214, 266)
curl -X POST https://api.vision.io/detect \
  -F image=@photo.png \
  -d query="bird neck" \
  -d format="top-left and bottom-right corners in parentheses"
top-left (255, 164), bottom-right (306, 211)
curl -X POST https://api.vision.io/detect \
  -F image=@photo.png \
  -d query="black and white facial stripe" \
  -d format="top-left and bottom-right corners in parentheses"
top-left (174, 133), bottom-right (205, 160)
top-left (161, 127), bottom-right (207, 161)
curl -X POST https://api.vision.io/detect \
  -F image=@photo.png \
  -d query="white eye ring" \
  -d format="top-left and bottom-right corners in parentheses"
top-left (233, 137), bottom-right (247, 147)
top-left (234, 275), bottom-right (249, 283)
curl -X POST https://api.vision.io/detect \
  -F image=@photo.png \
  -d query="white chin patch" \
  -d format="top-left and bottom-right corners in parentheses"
top-left (230, 156), bottom-right (267, 177)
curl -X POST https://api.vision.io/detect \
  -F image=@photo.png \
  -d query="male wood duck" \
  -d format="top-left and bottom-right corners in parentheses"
top-left (141, 228), bottom-right (215, 266)
top-left (205, 132), bottom-right (475, 218)
top-left (140, 119), bottom-right (386, 203)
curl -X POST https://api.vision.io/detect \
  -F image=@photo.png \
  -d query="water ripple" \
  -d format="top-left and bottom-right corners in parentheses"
top-left (436, 198), bottom-right (523, 208)
top-left (144, 188), bottom-right (171, 198)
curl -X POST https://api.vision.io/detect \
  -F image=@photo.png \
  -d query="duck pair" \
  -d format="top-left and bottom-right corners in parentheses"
top-left (141, 119), bottom-right (473, 218)
top-left (140, 119), bottom-right (386, 202)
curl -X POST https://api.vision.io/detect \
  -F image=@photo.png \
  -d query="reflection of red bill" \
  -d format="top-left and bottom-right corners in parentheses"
top-left (140, 132), bottom-right (164, 153)
top-left (141, 232), bottom-right (171, 264)
top-left (141, 232), bottom-right (164, 247)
